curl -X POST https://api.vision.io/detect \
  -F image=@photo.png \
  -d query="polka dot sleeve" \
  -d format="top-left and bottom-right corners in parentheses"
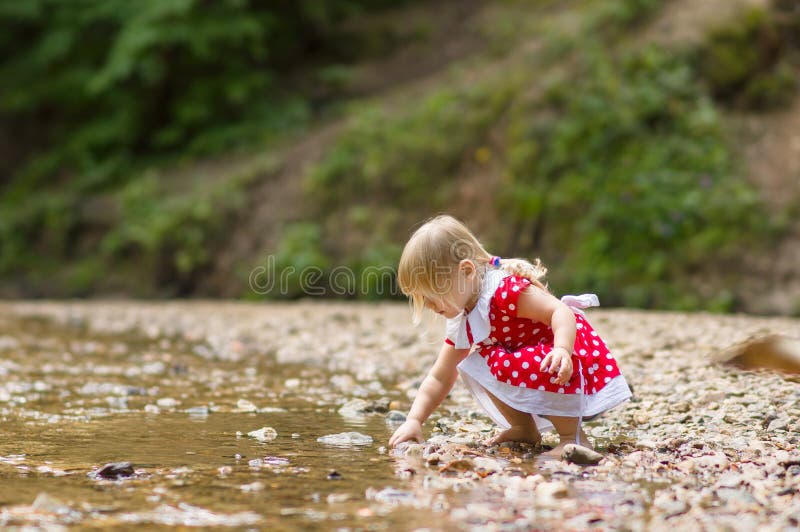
top-left (491, 275), bottom-right (532, 318)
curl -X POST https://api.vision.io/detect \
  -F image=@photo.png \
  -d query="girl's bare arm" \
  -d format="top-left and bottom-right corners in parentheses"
top-left (516, 286), bottom-right (577, 384)
top-left (389, 342), bottom-right (470, 447)
top-left (407, 342), bottom-right (470, 423)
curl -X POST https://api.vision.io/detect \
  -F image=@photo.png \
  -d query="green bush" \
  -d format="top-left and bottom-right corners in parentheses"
top-left (307, 81), bottom-right (515, 212)
top-left (270, 222), bottom-right (332, 299)
top-left (302, 76), bottom-right (517, 297)
top-left (697, 7), bottom-right (798, 110)
top-left (0, 0), bottom-right (418, 194)
top-left (501, 45), bottom-right (771, 308)
top-left (98, 169), bottom-right (252, 294)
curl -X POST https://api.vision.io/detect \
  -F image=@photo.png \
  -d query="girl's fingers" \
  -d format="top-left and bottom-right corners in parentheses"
top-left (548, 353), bottom-right (560, 373)
top-left (557, 360), bottom-right (570, 384)
top-left (539, 354), bottom-right (551, 372)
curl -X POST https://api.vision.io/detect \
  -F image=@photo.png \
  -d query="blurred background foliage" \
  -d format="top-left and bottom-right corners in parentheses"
top-left (1, 0), bottom-right (799, 313)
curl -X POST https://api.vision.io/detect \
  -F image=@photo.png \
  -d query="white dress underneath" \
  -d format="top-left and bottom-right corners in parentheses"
top-left (458, 351), bottom-right (632, 432)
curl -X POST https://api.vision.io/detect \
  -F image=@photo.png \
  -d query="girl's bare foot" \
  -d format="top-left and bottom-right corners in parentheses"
top-left (487, 424), bottom-right (542, 446)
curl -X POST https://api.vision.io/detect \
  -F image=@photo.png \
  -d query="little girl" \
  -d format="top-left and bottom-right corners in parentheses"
top-left (389, 215), bottom-right (631, 453)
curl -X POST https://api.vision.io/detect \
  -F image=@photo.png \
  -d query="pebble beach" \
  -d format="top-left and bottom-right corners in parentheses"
top-left (0, 300), bottom-right (798, 530)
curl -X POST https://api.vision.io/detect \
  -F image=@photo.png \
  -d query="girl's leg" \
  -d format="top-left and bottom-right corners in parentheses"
top-left (484, 390), bottom-right (541, 446)
top-left (542, 415), bottom-right (591, 455)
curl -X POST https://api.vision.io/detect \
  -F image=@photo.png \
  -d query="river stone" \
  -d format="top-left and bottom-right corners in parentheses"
top-left (365, 486), bottom-right (416, 505)
top-left (338, 399), bottom-right (370, 417)
top-left (237, 399), bottom-right (258, 412)
top-left (653, 494), bottom-right (689, 517)
top-left (696, 451), bottom-right (729, 470)
top-left (156, 397), bottom-right (178, 408)
top-left (562, 444), bottom-right (603, 465)
top-left (385, 410), bottom-right (407, 422)
top-left (768, 417), bottom-right (789, 431)
top-left (535, 480), bottom-right (569, 505)
top-left (248, 427), bottom-right (278, 442)
top-left (89, 462), bottom-right (135, 480)
top-left (185, 405), bottom-right (209, 417)
top-left (316, 432), bottom-right (373, 447)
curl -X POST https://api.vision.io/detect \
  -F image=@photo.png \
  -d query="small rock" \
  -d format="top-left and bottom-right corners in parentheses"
top-left (696, 451), bottom-right (729, 470)
top-left (366, 487), bottom-right (416, 505)
top-left (236, 399), bottom-right (258, 412)
top-left (716, 487), bottom-right (759, 510)
top-left (141, 361), bottom-right (166, 375)
top-left (670, 401), bottom-right (691, 413)
top-left (395, 442), bottom-right (424, 456)
top-left (438, 459), bottom-right (474, 474)
top-left (185, 405), bottom-right (209, 417)
top-left (562, 444), bottom-right (603, 465)
top-left (316, 432), bottom-right (373, 447)
top-left (654, 495), bottom-right (689, 517)
top-left (240, 481), bottom-right (265, 492)
top-left (768, 418), bottom-right (789, 431)
top-left (535, 480), bottom-right (569, 504)
top-left (338, 399), bottom-right (370, 418)
top-left (31, 493), bottom-right (72, 514)
top-left (385, 410), bottom-right (407, 423)
top-left (327, 492), bottom-right (353, 504)
top-left (156, 397), bottom-right (178, 409)
top-left (89, 462), bottom-right (135, 480)
top-left (144, 404), bottom-right (160, 414)
top-left (248, 427), bottom-right (278, 442)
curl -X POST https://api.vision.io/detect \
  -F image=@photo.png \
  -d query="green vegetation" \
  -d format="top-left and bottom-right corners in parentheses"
top-left (503, 45), bottom-right (769, 309)
top-left (696, 6), bottom-right (799, 110)
top-left (0, 0), bottom-right (797, 310)
top-left (0, 0), bottom-right (420, 294)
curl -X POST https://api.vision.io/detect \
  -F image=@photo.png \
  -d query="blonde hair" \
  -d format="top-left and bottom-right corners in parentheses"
top-left (397, 214), bottom-right (547, 324)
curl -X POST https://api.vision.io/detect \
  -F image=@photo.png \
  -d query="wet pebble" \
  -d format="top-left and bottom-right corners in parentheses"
top-left (185, 405), bottom-right (209, 417)
top-left (88, 462), bottom-right (135, 480)
top-left (236, 399), bottom-right (258, 412)
top-left (156, 397), bottom-right (178, 409)
top-left (317, 432), bottom-right (373, 447)
top-left (247, 427), bottom-right (277, 442)
top-left (385, 410), bottom-right (407, 423)
top-left (562, 444), bottom-right (604, 465)
top-left (365, 486), bottom-right (416, 506)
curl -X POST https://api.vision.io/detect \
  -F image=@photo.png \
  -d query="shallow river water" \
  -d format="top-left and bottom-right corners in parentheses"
top-left (0, 314), bottom-right (452, 529)
top-left (1, 301), bottom-right (799, 531)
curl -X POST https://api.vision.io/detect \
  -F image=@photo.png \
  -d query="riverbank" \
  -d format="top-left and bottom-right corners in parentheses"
top-left (0, 301), bottom-right (798, 529)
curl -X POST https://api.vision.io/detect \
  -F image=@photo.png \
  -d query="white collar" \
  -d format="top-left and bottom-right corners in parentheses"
top-left (445, 268), bottom-right (507, 349)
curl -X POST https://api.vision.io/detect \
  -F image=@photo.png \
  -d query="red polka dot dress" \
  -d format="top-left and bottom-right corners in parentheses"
top-left (449, 270), bottom-right (631, 430)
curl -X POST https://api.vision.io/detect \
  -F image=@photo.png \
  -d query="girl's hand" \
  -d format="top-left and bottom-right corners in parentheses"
top-left (389, 419), bottom-right (423, 448)
top-left (540, 347), bottom-right (573, 385)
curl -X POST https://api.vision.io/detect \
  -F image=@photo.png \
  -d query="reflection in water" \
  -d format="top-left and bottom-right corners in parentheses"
top-left (0, 314), bottom-right (450, 529)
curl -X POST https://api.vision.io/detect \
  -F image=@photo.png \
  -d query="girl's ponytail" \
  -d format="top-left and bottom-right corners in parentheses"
top-left (492, 256), bottom-right (548, 291)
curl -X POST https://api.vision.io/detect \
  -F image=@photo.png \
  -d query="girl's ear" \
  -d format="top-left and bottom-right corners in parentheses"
top-left (458, 259), bottom-right (476, 278)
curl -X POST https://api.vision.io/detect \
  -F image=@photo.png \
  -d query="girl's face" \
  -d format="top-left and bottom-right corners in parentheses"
top-left (422, 260), bottom-right (479, 319)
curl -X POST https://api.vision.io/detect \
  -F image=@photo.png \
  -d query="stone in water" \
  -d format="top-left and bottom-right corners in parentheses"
top-left (248, 427), bottom-right (278, 441)
top-left (316, 432), bottom-right (373, 447)
top-left (561, 444), bottom-right (603, 465)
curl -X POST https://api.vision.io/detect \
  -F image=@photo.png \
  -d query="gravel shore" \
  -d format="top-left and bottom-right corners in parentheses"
top-left (1, 300), bottom-right (799, 530)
